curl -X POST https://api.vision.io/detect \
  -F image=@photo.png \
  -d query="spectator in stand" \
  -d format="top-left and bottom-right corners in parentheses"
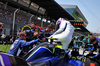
top-left (0, 22), bottom-right (4, 34)
top-left (0, 7), bottom-right (28, 24)
top-left (18, 28), bottom-right (21, 33)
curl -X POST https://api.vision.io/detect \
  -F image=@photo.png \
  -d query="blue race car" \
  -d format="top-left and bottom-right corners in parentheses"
top-left (0, 42), bottom-right (83, 66)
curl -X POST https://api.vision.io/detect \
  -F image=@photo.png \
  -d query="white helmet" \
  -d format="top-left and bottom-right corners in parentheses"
top-left (56, 18), bottom-right (64, 25)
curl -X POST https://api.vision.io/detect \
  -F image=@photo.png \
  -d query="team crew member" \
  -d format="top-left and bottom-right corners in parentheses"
top-left (89, 36), bottom-right (98, 51)
top-left (23, 29), bottom-right (41, 53)
top-left (7, 31), bottom-right (39, 56)
top-left (39, 25), bottom-right (52, 41)
top-left (21, 22), bottom-right (37, 41)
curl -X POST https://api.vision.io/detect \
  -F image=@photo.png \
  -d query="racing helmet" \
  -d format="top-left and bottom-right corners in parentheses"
top-left (55, 18), bottom-right (64, 30)
top-left (56, 18), bottom-right (64, 25)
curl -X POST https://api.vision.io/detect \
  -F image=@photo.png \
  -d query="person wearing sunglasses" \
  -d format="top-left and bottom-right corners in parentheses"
top-left (7, 31), bottom-right (39, 57)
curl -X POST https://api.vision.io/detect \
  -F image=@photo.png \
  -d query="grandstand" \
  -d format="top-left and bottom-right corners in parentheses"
top-left (0, 2), bottom-right (52, 35)
top-left (0, 0), bottom-right (90, 37)
top-left (0, 0), bottom-right (75, 35)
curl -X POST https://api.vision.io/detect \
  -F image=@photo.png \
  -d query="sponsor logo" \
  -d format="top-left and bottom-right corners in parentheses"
top-left (10, 44), bottom-right (14, 49)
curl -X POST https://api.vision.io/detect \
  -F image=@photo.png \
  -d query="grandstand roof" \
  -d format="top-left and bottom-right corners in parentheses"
top-left (1, 0), bottom-right (39, 16)
top-left (33, 1), bottom-right (89, 33)
top-left (30, 0), bottom-right (75, 20)
top-left (1, 0), bottom-right (75, 21)
top-left (61, 4), bottom-right (88, 25)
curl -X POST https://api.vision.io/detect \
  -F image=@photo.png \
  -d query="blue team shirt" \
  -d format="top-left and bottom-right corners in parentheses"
top-left (7, 38), bottom-right (38, 56)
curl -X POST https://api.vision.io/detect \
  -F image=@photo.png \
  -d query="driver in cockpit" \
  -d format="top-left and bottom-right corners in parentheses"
top-left (50, 18), bottom-right (74, 50)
